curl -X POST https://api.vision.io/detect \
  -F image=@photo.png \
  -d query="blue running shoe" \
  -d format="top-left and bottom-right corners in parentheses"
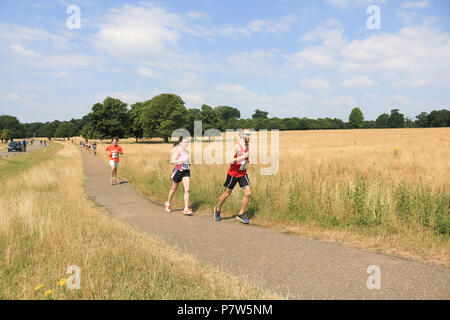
top-left (214, 207), bottom-right (222, 221)
top-left (236, 214), bottom-right (249, 224)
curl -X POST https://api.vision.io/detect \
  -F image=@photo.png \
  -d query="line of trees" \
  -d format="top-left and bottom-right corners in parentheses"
top-left (1, 93), bottom-right (449, 142)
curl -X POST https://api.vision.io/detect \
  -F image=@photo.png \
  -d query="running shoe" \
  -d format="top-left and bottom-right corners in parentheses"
top-left (236, 214), bottom-right (249, 224)
top-left (183, 208), bottom-right (193, 216)
top-left (165, 202), bottom-right (171, 213)
top-left (214, 207), bottom-right (221, 221)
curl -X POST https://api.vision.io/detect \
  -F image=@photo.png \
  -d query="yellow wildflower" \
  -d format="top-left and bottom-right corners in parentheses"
top-left (44, 290), bottom-right (52, 296)
top-left (58, 278), bottom-right (67, 287)
top-left (34, 284), bottom-right (44, 291)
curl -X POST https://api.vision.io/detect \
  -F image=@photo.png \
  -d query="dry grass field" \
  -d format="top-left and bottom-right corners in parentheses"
top-left (89, 128), bottom-right (449, 266)
top-left (0, 142), bottom-right (274, 299)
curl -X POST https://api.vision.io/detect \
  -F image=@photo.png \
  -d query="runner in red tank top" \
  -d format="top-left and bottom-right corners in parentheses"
top-left (214, 128), bottom-right (252, 224)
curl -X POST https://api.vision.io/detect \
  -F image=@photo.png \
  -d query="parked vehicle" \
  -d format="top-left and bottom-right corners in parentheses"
top-left (8, 141), bottom-right (23, 152)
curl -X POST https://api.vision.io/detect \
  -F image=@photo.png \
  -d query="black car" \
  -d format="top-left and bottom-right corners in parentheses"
top-left (8, 141), bottom-right (23, 152)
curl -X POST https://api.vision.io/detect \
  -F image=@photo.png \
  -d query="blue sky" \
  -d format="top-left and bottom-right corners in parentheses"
top-left (1, 0), bottom-right (449, 123)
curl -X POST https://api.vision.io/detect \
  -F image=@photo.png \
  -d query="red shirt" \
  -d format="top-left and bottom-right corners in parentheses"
top-left (106, 145), bottom-right (123, 162)
top-left (228, 142), bottom-right (249, 178)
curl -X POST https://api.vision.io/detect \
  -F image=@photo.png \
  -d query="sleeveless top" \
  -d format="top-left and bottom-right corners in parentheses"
top-left (174, 147), bottom-right (190, 171)
top-left (228, 142), bottom-right (249, 178)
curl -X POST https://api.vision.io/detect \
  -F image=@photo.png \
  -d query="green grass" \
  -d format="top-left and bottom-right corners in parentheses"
top-left (0, 144), bottom-right (62, 179)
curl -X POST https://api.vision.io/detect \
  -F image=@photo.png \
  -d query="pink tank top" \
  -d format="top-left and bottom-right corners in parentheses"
top-left (174, 148), bottom-right (190, 171)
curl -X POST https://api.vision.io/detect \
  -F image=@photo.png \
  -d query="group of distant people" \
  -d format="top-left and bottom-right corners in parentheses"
top-left (104, 129), bottom-right (252, 224)
top-left (80, 139), bottom-right (97, 155)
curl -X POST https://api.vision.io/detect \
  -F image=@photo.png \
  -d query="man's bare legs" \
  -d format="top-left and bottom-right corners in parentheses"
top-left (217, 189), bottom-right (232, 212)
top-left (216, 186), bottom-right (251, 216)
top-left (239, 186), bottom-right (251, 214)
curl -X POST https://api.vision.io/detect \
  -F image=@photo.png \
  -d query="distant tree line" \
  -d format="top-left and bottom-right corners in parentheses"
top-left (0, 93), bottom-right (449, 142)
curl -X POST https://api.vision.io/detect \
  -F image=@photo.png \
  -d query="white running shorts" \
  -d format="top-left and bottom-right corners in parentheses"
top-left (109, 160), bottom-right (119, 168)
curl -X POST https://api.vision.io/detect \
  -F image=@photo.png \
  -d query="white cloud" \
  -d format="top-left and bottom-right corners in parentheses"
top-left (93, 2), bottom-right (296, 64)
top-left (401, 1), bottom-right (430, 9)
top-left (56, 71), bottom-right (71, 78)
top-left (0, 23), bottom-right (65, 43)
top-left (181, 84), bottom-right (314, 117)
top-left (137, 66), bottom-right (154, 77)
top-left (186, 10), bottom-right (208, 20)
top-left (340, 26), bottom-right (450, 86)
top-left (93, 91), bottom-right (145, 106)
top-left (225, 50), bottom-right (281, 76)
top-left (4, 94), bottom-right (21, 100)
top-left (9, 44), bottom-right (39, 58)
top-left (40, 54), bottom-right (97, 68)
top-left (299, 78), bottom-right (331, 91)
top-left (326, 0), bottom-right (387, 8)
top-left (320, 96), bottom-right (357, 108)
top-left (213, 15), bottom-right (297, 37)
top-left (341, 76), bottom-right (376, 88)
top-left (287, 46), bottom-right (339, 69)
top-left (288, 19), bottom-right (345, 69)
top-left (94, 3), bottom-right (183, 59)
top-left (290, 21), bottom-right (450, 87)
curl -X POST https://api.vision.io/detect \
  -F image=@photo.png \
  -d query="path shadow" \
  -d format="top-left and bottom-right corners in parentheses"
top-left (222, 202), bottom-right (259, 220)
top-left (245, 204), bottom-right (259, 219)
top-left (222, 214), bottom-right (239, 220)
top-left (191, 200), bottom-right (205, 212)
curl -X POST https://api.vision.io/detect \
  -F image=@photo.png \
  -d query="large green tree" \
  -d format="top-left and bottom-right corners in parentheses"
top-left (140, 94), bottom-right (188, 143)
top-left (128, 102), bottom-right (145, 142)
top-left (200, 104), bottom-right (222, 133)
top-left (387, 109), bottom-right (405, 128)
top-left (41, 121), bottom-right (59, 140)
top-left (186, 108), bottom-right (202, 138)
top-left (69, 115), bottom-right (89, 134)
top-left (415, 112), bottom-right (429, 127)
top-left (0, 115), bottom-right (26, 138)
top-left (215, 106), bottom-right (240, 122)
top-left (82, 97), bottom-right (129, 139)
top-left (376, 113), bottom-right (390, 128)
top-left (1, 129), bottom-right (11, 143)
top-left (349, 107), bottom-right (364, 128)
top-left (252, 109), bottom-right (269, 119)
top-left (25, 122), bottom-right (44, 138)
top-left (427, 109), bottom-right (450, 127)
top-left (55, 121), bottom-right (78, 139)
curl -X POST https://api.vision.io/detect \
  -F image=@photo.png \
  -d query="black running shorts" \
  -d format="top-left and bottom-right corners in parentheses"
top-left (223, 174), bottom-right (250, 190)
top-left (171, 169), bottom-right (191, 183)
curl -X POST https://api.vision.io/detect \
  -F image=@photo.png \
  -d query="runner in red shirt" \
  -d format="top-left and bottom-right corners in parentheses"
top-left (214, 128), bottom-right (251, 224)
top-left (105, 137), bottom-right (123, 185)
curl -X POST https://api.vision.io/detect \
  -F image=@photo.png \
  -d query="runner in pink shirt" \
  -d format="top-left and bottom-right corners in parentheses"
top-left (165, 137), bottom-right (193, 216)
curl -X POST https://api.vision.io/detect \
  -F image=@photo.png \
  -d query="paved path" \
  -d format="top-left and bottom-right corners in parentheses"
top-left (81, 149), bottom-right (450, 299)
top-left (0, 142), bottom-right (47, 158)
